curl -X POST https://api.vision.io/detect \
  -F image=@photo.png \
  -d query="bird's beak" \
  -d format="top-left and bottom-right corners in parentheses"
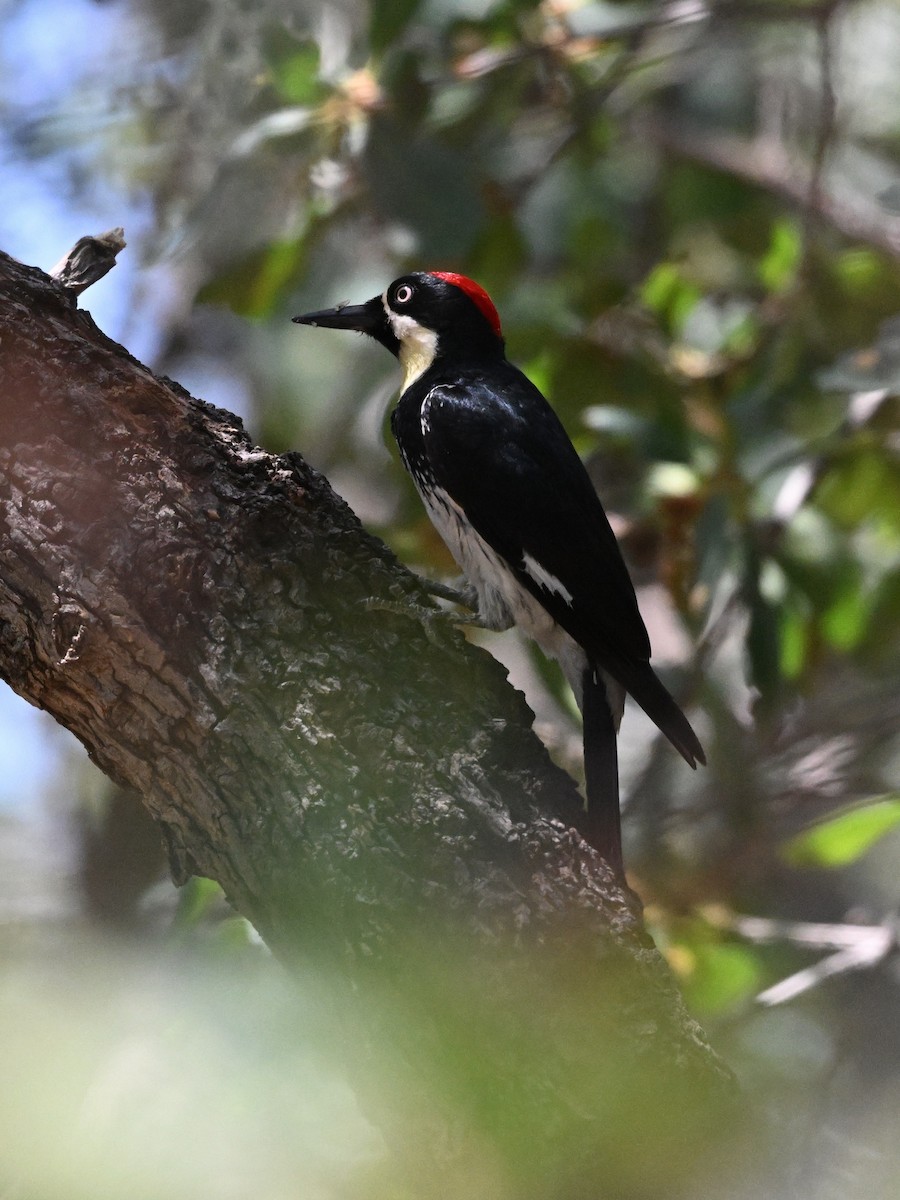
top-left (293, 300), bottom-right (373, 331)
top-left (292, 294), bottom-right (400, 356)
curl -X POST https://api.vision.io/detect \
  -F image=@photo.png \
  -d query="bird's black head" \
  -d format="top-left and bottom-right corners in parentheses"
top-left (293, 271), bottom-right (505, 391)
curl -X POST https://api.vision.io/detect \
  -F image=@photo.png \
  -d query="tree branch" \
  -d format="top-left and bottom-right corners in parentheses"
top-left (50, 226), bottom-right (126, 294)
top-left (0, 249), bottom-right (734, 1190)
top-left (643, 116), bottom-right (900, 261)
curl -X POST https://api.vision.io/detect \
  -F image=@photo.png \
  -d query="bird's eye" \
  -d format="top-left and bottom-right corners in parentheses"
top-left (394, 284), bottom-right (413, 304)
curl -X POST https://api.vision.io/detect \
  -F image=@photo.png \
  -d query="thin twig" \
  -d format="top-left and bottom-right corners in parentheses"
top-left (807, 3), bottom-right (839, 214)
top-left (713, 911), bottom-right (898, 1006)
top-left (732, 914), bottom-right (896, 951)
top-left (450, 0), bottom-right (848, 82)
top-left (756, 928), bottom-right (895, 1006)
top-left (799, 0), bottom-right (841, 273)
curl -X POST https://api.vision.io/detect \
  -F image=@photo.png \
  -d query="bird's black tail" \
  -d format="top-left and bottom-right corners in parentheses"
top-left (581, 666), bottom-right (624, 879)
top-left (611, 658), bottom-right (705, 769)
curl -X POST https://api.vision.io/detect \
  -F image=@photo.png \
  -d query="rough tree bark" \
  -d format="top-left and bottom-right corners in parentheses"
top-left (0, 251), bottom-right (736, 1196)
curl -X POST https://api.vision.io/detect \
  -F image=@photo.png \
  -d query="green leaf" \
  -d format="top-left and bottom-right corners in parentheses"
top-left (782, 796), bottom-right (900, 868)
top-left (641, 262), bottom-right (701, 333)
top-left (262, 31), bottom-right (324, 105)
top-left (682, 942), bottom-right (762, 1015)
top-left (815, 448), bottom-right (900, 530)
top-left (778, 597), bottom-right (810, 680)
top-left (211, 916), bottom-right (258, 952)
top-left (820, 566), bottom-right (869, 651)
top-left (758, 219), bottom-right (801, 294)
top-left (172, 876), bottom-right (224, 928)
top-left (833, 248), bottom-right (887, 299)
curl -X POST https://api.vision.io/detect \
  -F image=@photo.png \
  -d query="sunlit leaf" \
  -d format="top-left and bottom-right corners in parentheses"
top-left (782, 796), bottom-right (900, 868)
top-left (758, 219), bottom-right (801, 294)
top-left (682, 942), bottom-right (763, 1015)
top-left (641, 262), bottom-right (701, 334)
top-left (172, 876), bottom-right (225, 928)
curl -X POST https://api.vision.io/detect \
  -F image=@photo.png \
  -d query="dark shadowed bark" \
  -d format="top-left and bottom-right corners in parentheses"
top-left (0, 250), bottom-right (736, 1196)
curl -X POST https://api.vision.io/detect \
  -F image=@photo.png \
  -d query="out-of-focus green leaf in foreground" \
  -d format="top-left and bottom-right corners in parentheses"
top-left (0, 941), bottom-right (382, 1200)
top-left (0, 931), bottom-right (742, 1200)
top-left (781, 796), bottom-right (900, 868)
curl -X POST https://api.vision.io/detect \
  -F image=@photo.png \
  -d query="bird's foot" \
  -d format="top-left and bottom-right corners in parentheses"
top-left (420, 576), bottom-right (515, 632)
top-left (363, 596), bottom-right (471, 648)
top-left (420, 576), bottom-right (477, 609)
top-left (364, 575), bottom-right (510, 644)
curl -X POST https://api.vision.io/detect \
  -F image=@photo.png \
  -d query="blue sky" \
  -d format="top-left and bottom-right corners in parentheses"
top-left (0, 0), bottom-right (147, 812)
top-left (1, 0), bottom-right (260, 820)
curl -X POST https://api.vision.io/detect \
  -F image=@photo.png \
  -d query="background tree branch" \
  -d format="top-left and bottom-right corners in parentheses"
top-left (0, 249), bottom-right (735, 1192)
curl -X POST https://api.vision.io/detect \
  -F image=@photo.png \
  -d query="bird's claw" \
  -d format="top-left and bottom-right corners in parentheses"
top-left (420, 577), bottom-right (478, 609)
top-left (364, 596), bottom-right (469, 647)
top-left (365, 573), bottom-right (511, 645)
top-left (419, 577), bottom-right (512, 631)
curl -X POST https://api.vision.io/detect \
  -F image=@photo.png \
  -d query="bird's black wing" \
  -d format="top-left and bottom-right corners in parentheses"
top-left (418, 373), bottom-right (651, 668)
top-left (418, 373), bottom-right (705, 769)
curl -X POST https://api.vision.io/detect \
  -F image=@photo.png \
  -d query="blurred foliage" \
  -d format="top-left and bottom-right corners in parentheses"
top-left (2, 0), bottom-right (900, 1196)
top-left (782, 794), bottom-right (900, 868)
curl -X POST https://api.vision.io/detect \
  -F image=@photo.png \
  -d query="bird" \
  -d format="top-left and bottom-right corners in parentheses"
top-left (293, 271), bottom-right (704, 877)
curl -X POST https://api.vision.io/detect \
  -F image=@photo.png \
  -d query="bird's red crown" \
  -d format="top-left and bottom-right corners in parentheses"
top-left (429, 271), bottom-right (503, 339)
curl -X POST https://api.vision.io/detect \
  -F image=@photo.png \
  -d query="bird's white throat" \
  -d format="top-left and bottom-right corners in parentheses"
top-left (384, 304), bottom-right (439, 393)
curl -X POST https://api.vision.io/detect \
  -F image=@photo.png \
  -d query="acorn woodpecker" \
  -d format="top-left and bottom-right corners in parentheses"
top-left (294, 271), bottom-right (704, 877)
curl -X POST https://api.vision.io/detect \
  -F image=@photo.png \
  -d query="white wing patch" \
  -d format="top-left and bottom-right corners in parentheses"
top-left (421, 393), bottom-right (432, 438)
top-left (521, 552), bottom-right (574, 605)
